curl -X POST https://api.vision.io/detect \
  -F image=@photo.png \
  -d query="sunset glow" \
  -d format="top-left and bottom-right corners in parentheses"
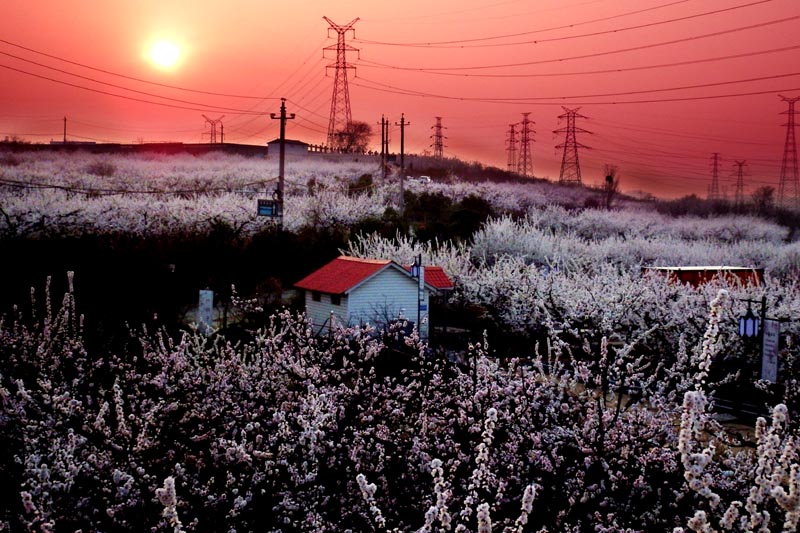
top-left (2, 0), bottom-right (799, 198)
top-left (148, 40), bottom-right (181, 69)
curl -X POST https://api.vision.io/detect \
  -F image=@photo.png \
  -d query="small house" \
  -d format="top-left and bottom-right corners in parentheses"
top-left (294, 256), bottom-right (453, 339)
top-left (266, 138), bottom-right (309, 157)
top-left (642, 266), bottom-right (764, 287)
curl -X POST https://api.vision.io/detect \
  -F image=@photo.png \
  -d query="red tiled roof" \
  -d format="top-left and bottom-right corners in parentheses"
top-left (295, 256), bottom-right (391, 294)
top-left (401, 265), bottom-right (454, 290)
top-left (422, 266), bottom-right (454, 290)
top-left (295, 256), bottom-right (455, 294)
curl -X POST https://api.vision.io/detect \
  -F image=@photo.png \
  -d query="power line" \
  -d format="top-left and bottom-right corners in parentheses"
top-left (351, 74), bottom-right (800, 106)
top-left (287, 98), bottom-right (330, 121)
top-left (0, 50), bottom-right (277, 114)
top-left (361, 0), bottom-right (592, 24)
top-left (0, 63), bottom-right (269, 115)
top-left (354, 0), bottom-right (773, 49)
top-left (590, 117), bottom-right (775, 146)
top-left (363, 44), bottom-right (800, 79)
top-left (0, 176), bottom-right (277, 196)
top-left (260, 37), bottom-right (328, 99)
top-left (0, 38), bottom-right (282, 100)
top-left (356, 14), bottom-right (800, 72)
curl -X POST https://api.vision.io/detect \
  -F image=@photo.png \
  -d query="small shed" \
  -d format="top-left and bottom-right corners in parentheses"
top-left (294, 255), bottom-right (453, 339)
top-left (266, 138), bottom-right (309, 157)
top-left (642, 266), bottom-right (764, 287)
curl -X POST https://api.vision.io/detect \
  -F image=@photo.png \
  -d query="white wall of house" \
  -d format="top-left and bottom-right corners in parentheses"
top-left (347, 267), bottom-right (431, 337)
top-left (304, 292), bottom-right (349, 334)
top-left (267, 142), bottom-right (308, 157)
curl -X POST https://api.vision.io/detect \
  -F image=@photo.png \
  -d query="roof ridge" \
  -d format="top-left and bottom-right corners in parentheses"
top-left (339, 255), bottom-right (391, 264)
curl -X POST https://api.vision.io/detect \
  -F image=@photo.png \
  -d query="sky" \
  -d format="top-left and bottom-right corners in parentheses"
top-left (1, 0), bottom-right (799, 198)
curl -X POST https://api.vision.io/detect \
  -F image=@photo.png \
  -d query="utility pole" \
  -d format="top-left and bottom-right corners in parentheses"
top-left (517, 113), bottom-right (535, 178)
top-left (323, 17), bottom-right (359, 149)
top-left (506, 123), bottom-right (518, 173)
top-left (396, 113), bottom-right (410, 213)
top-left (555, 107), bottom-right (591, 184)
top-left (202, 115), bottom-right (225, 144)
top-left (378, 114), bottom-right (388, 184)
top-left (733, 160), bottom-right (747, 209)
top-left (270, 98), bottom-right (295, 204)
top-left (383, 115), bottom-right (390, 158)
top-left (431, 117), bottom-right (446, 159)
top-left (709, 152), bottom-right (721, 201)
top-left (63, 116), bottom-right (67, 144)
top-left (778, 95), bottom-right (800, 208)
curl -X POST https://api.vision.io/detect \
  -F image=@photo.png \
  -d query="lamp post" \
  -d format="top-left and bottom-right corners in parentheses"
top-left (737, 296), bottom-right (780, 383)
top-left (410, 254), bottom-right (424, 338)
top-left (738, 301), bottom-right (761, 338)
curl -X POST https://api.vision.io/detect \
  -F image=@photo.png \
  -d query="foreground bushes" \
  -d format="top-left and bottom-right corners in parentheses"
top-left (2, 279), bottom-right (800, 531)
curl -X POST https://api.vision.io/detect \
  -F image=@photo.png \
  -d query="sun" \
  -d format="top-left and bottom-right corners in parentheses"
top-left (149, 40), bottom-right (181, 69)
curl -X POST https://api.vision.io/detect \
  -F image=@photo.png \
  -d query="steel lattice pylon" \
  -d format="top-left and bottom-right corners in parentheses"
top-left (708, 152), bottom-right (721, 201)
top-left (430, 116), bottom-right (446, 159)
top-left (555, 107), bottom-right (590, 184)
top-left (506, 123), bottom-right (518, 172)
top-left (733, 160), bottom-right (747, 209)
top-left (517, 113), bottom-right (535, 178)
top-left (323, 17), bottom-right (359, 149)
top-left (779, 95), bottom-right (800, 208)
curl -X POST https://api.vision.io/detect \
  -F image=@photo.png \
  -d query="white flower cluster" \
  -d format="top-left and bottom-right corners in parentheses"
top-left (155, 476), bottom-right (185, 533)
top-left (356, 472), bottom-right (386, 530)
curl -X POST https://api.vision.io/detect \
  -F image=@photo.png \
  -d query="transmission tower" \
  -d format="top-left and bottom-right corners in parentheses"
top-left (709, 152), bottom-right (721, 201)
top-left (323, 17), bottom-right (359, 149)
top-left (778, 95), bottom-right (800, 208)
top-left (555, 107), bottom-right (590, 184)
top-left (517, 113), bottom-right (535, 178)
top-left (506, 123), bottom-right (518, 172)
top-left (430, 117), bottom-right (446, 159)
top-left (202, 115), bottom-right (224, 144)
top-left (733, 160), bottom-right (747, 209)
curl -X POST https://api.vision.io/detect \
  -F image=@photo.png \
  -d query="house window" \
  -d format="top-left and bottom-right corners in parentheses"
top-left (331, 294), bottom-right (341, 306)
top-left (311, 291), bottom-right (321, 302)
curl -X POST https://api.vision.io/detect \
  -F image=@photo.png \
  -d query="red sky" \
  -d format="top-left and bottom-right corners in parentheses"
top-left (2, 0), bottom-right (799, 198)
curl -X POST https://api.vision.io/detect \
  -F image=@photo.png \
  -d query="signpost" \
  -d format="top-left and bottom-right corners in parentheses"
top-left (198, 289), bottom-right (214, 336)
top-left (257, 199), bottom-right (282, 217)
top-left (761, 318), bottom-right (780, 382)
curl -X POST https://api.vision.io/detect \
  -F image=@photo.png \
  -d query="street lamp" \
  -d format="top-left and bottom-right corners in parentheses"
top-left (410, 256), bottom-right (421, 278)
top-left (738, 304), bottom-right (761, 338)
top-left (410, 254), bottom-right (426, 340)
top-left (736, 296), bottom-right (781, 384)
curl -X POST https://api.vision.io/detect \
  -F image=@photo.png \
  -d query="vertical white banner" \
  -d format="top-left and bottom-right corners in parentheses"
top-left (761, 318), bottom-right (780, 383)
top-left (198, 290), bottom-right (214, 336)
top-left (418, 266), bottom-right (427, 339)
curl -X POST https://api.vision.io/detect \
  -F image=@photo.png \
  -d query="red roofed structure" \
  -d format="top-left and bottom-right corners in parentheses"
top-left (401, 265), bottom-right (454, 291)
top-left (295, 257), bottom-right (391, 295)
top-left (294, 255), bottom-right (453, 338)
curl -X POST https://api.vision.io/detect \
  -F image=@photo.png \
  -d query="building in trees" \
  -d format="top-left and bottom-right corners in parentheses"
top-left (294, 255), bottom-right (453, 339)
top-left (266, 138), bottom-right (309, 157)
